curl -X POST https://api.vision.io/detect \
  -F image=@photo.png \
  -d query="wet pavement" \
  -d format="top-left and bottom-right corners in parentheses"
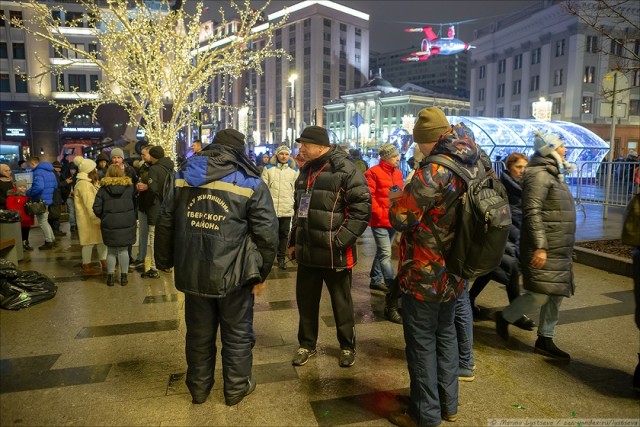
top-left (0, 208), bottom-right (638, 426)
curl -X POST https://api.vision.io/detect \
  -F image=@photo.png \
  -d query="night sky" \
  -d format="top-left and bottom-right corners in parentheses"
top-left (198, 0), bottom-right (539, 53)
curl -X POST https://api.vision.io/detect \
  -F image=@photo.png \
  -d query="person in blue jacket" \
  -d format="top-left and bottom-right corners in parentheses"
top-left (26, 156), bottom-right (58, 250)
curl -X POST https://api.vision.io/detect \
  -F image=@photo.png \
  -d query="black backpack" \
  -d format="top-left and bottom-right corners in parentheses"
top-left (423, 155), bottom-right (512, 280)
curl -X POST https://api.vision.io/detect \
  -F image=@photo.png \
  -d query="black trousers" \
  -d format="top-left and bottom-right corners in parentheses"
top-left (470, 254), bottom-right (521, 303)
top-left (184, 286), bottom-right (255, 401)
top-left (277, 217), bottom-right (291, 261)
top-left (296, 264), bottom-right (355, 352)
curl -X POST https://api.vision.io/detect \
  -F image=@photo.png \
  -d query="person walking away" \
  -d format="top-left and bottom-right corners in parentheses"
top-left (261, 145), bottom-right (299, 270)
top-left (65, 163), bottom-right (78, 232)
top-left (136, 145), bottom-right (174, 278)
top-left (155, 129), bottom-right (277, 406)
top-left (93, 164), bottom-right (136, 286)
top-left (364, 143), bottom-right (404, 325)
top-left (73, 156), bottom-right (107, 275)
top-left (49, 161), bottom-right (67, 237)
top-left (495, 132), bottom-right (576, 362)
top-left (6, 180), bottom-right (35, 251)
top-left (288, 126), bottom-right (371, 368)
top-left (388, 107), bottom-right (482, 427)
top-left (131, 145), bottom-right (151, 271)
top-left (26, 157), bottom-right (58, 250)
top-left (470, 152), bottom-right (536, 331)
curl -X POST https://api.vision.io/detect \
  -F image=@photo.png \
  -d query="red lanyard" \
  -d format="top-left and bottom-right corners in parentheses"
top-left (306, 162), bottom-right (329, 192)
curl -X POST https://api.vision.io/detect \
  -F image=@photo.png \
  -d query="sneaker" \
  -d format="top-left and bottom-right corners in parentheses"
top-left (339, 349), bottom-right (355, 368)
top-left (292, 348), bottom-right (317, 366)
top-left (458, 367), bottom-right (475, 382)
top-left (495, 311), bottom-right (510, 341)
top-left (442, 412), bottom-right (458, 422)
top-left (384, 306), bottom-right (403, 324)
top-left (53, 230), bottom-right (66, 237)
top-left (22, 241), bottom-right (33, 251)
top-left (388, 410), bottom-right (418, 427)
top-left (369, 282), bottom-right (389, 293)
top-left (534, 336), bottom-right (570, 361)
top-left (278, 259), bottom-right (287, 270)
top-left (225, 374), bottom-right (256, 406)
top-left (38, 242), bottom-right (55, 250)
top-left (130, 259), bottom-right (144, 267)
top-left (141, 269), bottom-right (160, 278)
top-left (633, 354), bottom-right (640, 393)
top-left (513, 315), bottom-right (536, 331)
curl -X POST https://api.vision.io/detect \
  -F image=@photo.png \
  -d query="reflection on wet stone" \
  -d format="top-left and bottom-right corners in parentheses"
top-left (143, 294), bottom-right (180, 304)
top-left (76, 319), bottom-right (179, 338)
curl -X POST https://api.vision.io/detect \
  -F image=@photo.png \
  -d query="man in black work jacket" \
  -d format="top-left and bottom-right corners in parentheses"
top-left (287, 126), bottom-right (371, 368)
top-left (155, 129), bottom-right (277, 406)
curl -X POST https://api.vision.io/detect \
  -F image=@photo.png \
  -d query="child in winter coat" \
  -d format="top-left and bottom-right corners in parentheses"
top-left (6, 180), bottom-right (35, 251)
top-left (93, 164), bottom-right (136, 286)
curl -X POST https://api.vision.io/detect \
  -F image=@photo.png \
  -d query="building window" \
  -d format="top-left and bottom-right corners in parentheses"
top-left (323, 32), bottom-right (331, 42)
top-left (581, 96), bottom-right (592, 114)
top-left (586, 35), bottom-right (598, 53)
top-left (68, 74), bottom-right (87, 92)
top-left (0, 42), bottom-right (7, 59)
top-left (355, 28), bottom-right (361, 36)
top-left (9, 11), bottom-right (22, 27)
top-left (583, 66), bottom-right (595, 83)
top-left (498, 59), bottom-right (506, 74)
top-left (323, 89), bottom-right (331, 98)
top-left (323, 18), bottom-right (331, 27)
top-left (554, 69), bottom-right (563, 86)
top-left (340, 23), bottom-right (346, 32)
top-left (0, 10), bottom-right (4, 26)
top-left (552, 98), bottom-right (562, 114)
top-left (12, 43), bottom-right (26, 60)
top-left (497, 107), bottom-right (504, 118)
top-left (497, 83), bottom-right (505, 98)
top-left (555, 39), bottom-right (565, 57)
top-left (512, 80), bottom-right (521, 95)
top-left (478, 88), bottom-right (485, 101)
top-left (530, 75), bottom-right (539, 91)
top-left (531, 47), bottom-right (541, 64)
top-left (630, 99), bottom-right (640, 116)
top-left (513, 54), bottom-right (522, 70)
top-left (89, 74), bottom-right (99, 91)
top-left (479, 65), bottom-right (485, 79)
top-left (323, 47), bottom-right (330, 56)
top-left (355, 41), bottom-right (361, 49)
top-left (0, 74), bottom-right (9, 92)
top-left (610, 39), bottom-right (623, 56)
top-left (634, 70), bottom-right (640, 87)
top-left (512, 104), bottom-right (520, 118)
top-left (635, 40), bottom-right (640, 56)
top-left (15, 74), bottom-right (27, 93)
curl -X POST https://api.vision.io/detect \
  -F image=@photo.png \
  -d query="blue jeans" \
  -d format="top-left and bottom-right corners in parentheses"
top-left (135, 212), bottom-right (149, 262)
top-left (369, 227), bottom-right (396, 286)
top-left (503, 291), bottom-right (564, 338)
top-left (402, 294), bottom-right (458, 426)
top-left (65, 198), bottom-right (76, 228)
top-left (455, 282), bottom-right (474, 370)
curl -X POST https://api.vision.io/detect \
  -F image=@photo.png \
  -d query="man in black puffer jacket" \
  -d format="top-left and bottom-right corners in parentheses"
top-left (155, 129), bottom-right (277, 406)
top-left (287, 126), bottom-right (371, 368)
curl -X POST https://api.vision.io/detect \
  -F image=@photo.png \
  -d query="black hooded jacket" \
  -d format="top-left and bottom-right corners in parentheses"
top-left (154, 145), bottom-right (278, 298)
top-left (138, 156), bottom-right (174, 225)
top-left (93, 176), bottom-right (137, 247)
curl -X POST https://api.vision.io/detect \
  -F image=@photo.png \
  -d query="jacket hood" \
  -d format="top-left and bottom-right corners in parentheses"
top-left (430, 123), bottom-right (481, 167)
top-left (269, 155), bottom-right (297, 169)
top-left (528, 153), bottom-right (560, 176)
top-left (34, 162), bottom-right (54, 172)
top-left (183, 144), bottom-right (260, 186)
top-left (99, 176), bottom-right (132, 196)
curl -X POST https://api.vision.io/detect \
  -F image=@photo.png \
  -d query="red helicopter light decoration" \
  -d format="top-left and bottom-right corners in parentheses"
top-left (401, 24), bottom-right (475, 62)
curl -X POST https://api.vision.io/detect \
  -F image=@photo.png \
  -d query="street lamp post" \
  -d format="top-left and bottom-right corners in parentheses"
top-left (289, 73), bottom-right (298, 150)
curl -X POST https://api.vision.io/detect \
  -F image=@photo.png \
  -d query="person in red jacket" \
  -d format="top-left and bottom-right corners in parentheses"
top-left (365, 144), bottom-right (403, 322)
top-left (6, 180), bottom-right (35, 251)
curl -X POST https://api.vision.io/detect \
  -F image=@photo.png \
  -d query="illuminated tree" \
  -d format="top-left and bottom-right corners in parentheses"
top-left (5, 0), bottom-right (288, 160)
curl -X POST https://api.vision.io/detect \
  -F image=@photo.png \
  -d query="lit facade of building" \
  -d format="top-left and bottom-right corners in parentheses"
top-left (370, 48), bottom-right (469, 97)
top-left (470, 0), bottom-right (640, 156)
top-left (324, 75), bottom-right (469, 151)
top-left (204, 0), bottom-right (370, 149)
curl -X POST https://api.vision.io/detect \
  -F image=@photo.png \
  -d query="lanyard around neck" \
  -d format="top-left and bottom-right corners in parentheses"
top-left (306, 161), bottom-right (329, 192)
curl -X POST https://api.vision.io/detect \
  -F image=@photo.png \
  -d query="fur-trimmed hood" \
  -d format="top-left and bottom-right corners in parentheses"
top-left (99, 176), bottom-right (133, 196)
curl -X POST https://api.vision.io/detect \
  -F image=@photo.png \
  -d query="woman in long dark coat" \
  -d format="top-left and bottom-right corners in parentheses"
top-left (496, 132), bottom-right (576, 361)
top-left (93, 164), bottom-right (136, 286)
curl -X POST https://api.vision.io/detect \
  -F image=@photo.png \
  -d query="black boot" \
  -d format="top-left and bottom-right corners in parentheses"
top-left (384, 293), bottom-right (403, 324)
top-left (633, 353), bottom-right (640, 393)
top-left (534, 336), bottom-right (570, 361)
top-left (120, 273), bottom-right (128, 286)
top-left (106, 274), bottom-right (115, 287)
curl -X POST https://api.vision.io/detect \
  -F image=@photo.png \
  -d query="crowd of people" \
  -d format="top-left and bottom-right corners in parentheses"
top-left (1, 106), bottom-right (637, 424)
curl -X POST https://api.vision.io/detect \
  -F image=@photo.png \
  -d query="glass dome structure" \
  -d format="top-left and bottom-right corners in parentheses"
top-left (446, 117), bottom-right (609, 177)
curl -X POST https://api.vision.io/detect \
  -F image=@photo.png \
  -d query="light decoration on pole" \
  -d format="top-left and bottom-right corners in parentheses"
top-left (532, 97), bottom-right (553, 121)
top-left (288, 73), bottom-right (298, 149)
top-left (5, 0), bottom-right (289, 161)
